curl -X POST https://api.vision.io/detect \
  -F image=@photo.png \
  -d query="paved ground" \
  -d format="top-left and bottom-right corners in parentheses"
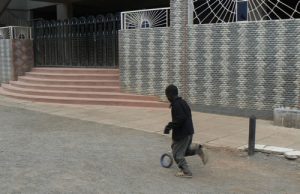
top-left (0, 95), bottom-right (299, 152)
top-left (0, 105), bottom-right (300, 194)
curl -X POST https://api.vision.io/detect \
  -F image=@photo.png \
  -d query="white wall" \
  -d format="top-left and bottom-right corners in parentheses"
top-left (7, 0), bottom-right (27, 10)
top-left (8, 0), bottom-right (56, 10)
top-left (5, 0), bottom-right (58, 21)
top-left (27, 1), bottom-right (56, 10)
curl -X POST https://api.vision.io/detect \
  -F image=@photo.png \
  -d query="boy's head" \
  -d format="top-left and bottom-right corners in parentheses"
top-left (165, 84), bottom-right (178, 103)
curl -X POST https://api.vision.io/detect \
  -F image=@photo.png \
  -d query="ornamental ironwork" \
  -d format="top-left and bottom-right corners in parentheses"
top-left (121, 8), bottom-right (170, 29)
top-left (0, 26), bottom-right (32, 39)
top-left (33, 14), bottom-right (120, 67)
top-left (193, 0), bottom-right (300, 24)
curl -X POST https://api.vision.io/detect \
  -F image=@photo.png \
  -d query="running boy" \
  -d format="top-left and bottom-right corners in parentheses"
top-left (164, 84), bottom-right (208, 178)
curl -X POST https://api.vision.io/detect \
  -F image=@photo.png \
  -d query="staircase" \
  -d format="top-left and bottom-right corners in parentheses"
top-left (0, 68), bottom-right (168, 108)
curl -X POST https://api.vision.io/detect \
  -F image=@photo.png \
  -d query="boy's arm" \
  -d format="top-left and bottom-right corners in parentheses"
top-left (169, 102), bottom-right (187, 131)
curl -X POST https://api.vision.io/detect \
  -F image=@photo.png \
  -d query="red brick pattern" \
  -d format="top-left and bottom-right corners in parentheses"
top-left (12, 40), bottom-right (33, 81)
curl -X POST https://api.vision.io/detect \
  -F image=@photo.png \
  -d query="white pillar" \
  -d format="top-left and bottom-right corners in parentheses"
top-left (188, 0), bottom-right (194, 25)
top-left (57, 3), bottom-right (72, 20)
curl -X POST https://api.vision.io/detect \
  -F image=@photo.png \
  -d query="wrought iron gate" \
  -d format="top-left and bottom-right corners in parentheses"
top-left (33, 14), bottom-right (120, 67)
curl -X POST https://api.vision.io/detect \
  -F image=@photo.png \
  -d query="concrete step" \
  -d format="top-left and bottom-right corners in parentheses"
top-left (0, 88), bottom-right (168, 108)
top-left (31, 68), bottom-right (119, 74)
top-left (2, 84), bottom-right (160, 101)
top-left (25, 72), bottom-right (119, 80)
top-left (9, 81), bottom-right (121, 92)
top-left (0, 67), bottom-right (167, 108)
top-left (18, 77), bottom-right (120, 86)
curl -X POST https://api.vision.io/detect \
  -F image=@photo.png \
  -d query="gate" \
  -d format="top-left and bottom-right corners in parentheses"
top-left (33, 14), bottom-right (120, 67)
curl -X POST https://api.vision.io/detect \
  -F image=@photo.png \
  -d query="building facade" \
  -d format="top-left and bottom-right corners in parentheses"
top-left (119, 0), bottom-right (300, 119)
top-left (1, 0), bottom-right (300, 119)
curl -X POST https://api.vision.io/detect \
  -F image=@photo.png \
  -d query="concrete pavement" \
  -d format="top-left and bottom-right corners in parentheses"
top-left (1, 105), bottom-right (299, 193)
top-left (0, 95), bottom-right (299, 152)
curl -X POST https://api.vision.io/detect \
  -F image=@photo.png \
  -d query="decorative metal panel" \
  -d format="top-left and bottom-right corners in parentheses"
top-left (121, 8), bottom-right (170, 29)
top-left (193, 0), bottom-right (300, 24)
top-left (0, 26), bottom-right (32, 39)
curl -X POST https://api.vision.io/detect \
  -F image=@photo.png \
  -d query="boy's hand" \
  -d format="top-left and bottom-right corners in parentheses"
top-left (164, 122), bottom-right (173, 134)
top-left (164, 126), bottom-right (171, 134)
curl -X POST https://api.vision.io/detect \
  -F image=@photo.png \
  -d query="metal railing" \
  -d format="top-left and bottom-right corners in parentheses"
top-left (121, 7), bottom-right (170, 30)
top-left (0, 26), bottom-right (32, 39)
top-left (33, 14), bottom-right (120, 67)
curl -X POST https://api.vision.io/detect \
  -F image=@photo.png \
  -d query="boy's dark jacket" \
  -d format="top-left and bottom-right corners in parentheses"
top-left (169, 97), bottom-right (194, 141)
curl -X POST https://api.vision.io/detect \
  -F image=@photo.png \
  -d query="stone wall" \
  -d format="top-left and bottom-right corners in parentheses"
top-left (0, 39), bottom-right (13, 83)
top-left (188, 20), bottom-right (300, 118)
top-left (119, 28), bottom-right (169, 98)
top-left (118, 2), bottom-right (300, 119)
top-left (169, 0), bottom-right (189, 97)
top-left (11, 40), bottom-right (33, 80)
top-left (0, 39), bottom-right (33, 84)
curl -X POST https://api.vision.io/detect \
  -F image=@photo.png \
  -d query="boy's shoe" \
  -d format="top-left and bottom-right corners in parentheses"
top-left (198, 147), bottom-right (208, 165)
top-left (175, 170), bottom-right (193, 178)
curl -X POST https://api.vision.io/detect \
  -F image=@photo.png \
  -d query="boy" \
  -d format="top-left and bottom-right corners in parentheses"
top-left (164, 84), bottom-right (208, 178)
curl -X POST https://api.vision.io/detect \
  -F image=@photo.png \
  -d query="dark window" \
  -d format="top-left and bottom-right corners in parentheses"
top-left (31, 5), bottom-right (57, 20)
top-left (141, 20), bottom-right (150, 28)
top-left (18, 34), bottom-right (26, 39)
top-left (237, 1), bottom-right (248, 21)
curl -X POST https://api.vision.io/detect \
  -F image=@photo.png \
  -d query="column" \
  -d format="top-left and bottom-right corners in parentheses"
top-left (169, 0), bottom-right (189, 98)
top-left (57, 3), bottom-right (72, 20)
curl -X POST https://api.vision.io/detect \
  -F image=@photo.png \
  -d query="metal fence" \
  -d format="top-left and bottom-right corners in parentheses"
top-left (121, 8), bottom-right (170, 30)
top-left (0, 26), bottom-right (32, 39)
top-left (33, 14), bottom-right (120, 67)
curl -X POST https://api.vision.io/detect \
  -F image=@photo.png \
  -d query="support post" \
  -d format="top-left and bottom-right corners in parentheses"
top-left (57, 3), bottom-right (72, 20)
top-left (248, 116), bottom-right (256, 156)
top-left (188, 0), bottom-right (194, 25)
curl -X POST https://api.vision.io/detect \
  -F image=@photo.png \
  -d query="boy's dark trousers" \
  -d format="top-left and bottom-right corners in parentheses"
top-left (171, 135), bottom-right (200, 172)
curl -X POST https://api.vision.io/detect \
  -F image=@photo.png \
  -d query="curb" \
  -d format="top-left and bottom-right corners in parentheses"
top-left (238, 144), bottom-right (300, 160)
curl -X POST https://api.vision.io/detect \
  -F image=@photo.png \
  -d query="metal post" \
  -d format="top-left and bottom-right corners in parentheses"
top-left (124, 13), bottom-right (126, 29)
top-left (166, 9), bottom-right (169, 27)
top-left (248, 115), bottom-right (256, 156)
top-left (9, 26), bottom-right (13, 39)
top-left (236, 0), bottom-right (238, 22)
top-left (121, 12), bottom-right (123, 30)
top-left (29, 27), bottom-right (32, 40)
